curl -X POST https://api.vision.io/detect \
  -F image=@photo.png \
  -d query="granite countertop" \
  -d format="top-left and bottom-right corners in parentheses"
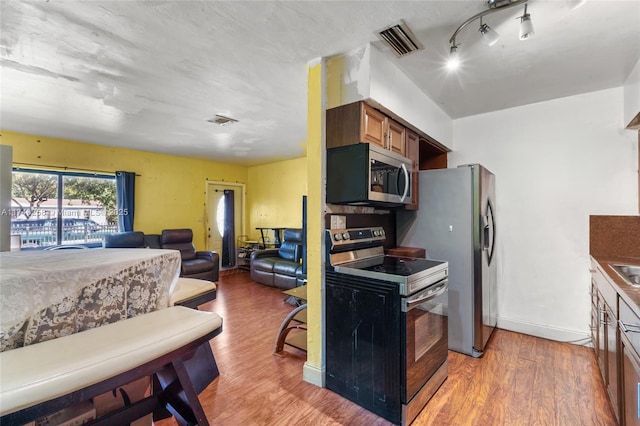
top-left (591, 255), bottom-right (640, 318)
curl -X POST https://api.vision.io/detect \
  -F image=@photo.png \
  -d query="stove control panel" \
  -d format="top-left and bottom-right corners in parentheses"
top-left (328, 227), bottom-right (386, 247)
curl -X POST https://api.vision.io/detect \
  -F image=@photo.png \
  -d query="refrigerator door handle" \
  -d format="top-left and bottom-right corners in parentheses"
top-left (482, 200), bottom-right (496, 264)
top-left (482, 215), bottom-right (490, 251)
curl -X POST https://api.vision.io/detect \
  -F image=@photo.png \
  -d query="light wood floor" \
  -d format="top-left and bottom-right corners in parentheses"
top-left (158, 270), bottom-right (617, 426)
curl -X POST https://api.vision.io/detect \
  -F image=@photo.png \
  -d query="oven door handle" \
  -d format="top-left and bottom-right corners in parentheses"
top-left (403, 280), bottom-right (448, 312)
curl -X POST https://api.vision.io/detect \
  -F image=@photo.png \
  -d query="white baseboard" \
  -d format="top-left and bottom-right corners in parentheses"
top-left (303, 361), bottom-right (325, 387)
top-left (497, 316), bottom-right (592, 346)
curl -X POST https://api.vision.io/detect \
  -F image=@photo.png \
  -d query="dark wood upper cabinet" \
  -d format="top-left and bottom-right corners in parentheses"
top-left (328, 102), bottom-right (406, 156)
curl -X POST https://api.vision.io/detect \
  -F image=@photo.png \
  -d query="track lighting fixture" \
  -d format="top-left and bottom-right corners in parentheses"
top-left (448, 0), bottom-right (534, 70)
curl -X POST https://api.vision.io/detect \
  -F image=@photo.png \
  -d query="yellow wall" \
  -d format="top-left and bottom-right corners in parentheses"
top-left (305, 60), bottom-right (324, 378)
top-left (1, 130), bottom-right (248, 250)
top-left (326, 55), bottom-right (344, 109)
top-left (246, 157), bottom-right (307, 242)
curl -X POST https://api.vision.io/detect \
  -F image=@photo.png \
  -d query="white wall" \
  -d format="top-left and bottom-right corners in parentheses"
top-left (624, 57), bottom-right (640, 127)
top-left (451, 87), bottom-right (638, 342)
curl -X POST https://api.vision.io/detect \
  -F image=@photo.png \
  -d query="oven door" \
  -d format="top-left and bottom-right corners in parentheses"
top-left (401, 279), bottom-right (448, 403)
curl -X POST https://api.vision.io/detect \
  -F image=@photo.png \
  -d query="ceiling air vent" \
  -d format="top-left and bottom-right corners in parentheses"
top-left (377, 20), bottom-right (423, 57)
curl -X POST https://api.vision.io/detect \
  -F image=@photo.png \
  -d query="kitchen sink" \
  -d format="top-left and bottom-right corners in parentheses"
top-left (611, 264), bottom-right (640, 287)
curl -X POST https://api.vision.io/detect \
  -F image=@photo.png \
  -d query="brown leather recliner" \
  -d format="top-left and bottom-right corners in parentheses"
top-left (161, 229), bottom-right (219, 282)
top-left (250, 228), bottom-right (303, 289)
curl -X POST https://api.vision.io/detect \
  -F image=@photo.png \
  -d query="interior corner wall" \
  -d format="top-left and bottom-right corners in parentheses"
top-left (368, 46), bottom-right (453, 149)
top-left (326, 45), bottom-right (371, 110)
top-left (0, 131), bottom-right (248, 250)
top-left (246, 156), bottom-right (308, 242)
top-left (450, 87), bottom-right (638, 342)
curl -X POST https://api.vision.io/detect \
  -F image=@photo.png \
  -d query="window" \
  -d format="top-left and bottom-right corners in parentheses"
top-left (10, 169), bottom-right (118, 248)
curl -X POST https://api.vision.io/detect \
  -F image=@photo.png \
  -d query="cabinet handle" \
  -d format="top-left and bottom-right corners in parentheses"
top-left (619, 320), bottom-right (640, 333)
top-left (588, 268), bottom-right (596, 273)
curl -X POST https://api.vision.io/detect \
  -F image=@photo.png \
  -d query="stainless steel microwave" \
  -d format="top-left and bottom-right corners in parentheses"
top-left (326, 143), bottom-right (412, 206)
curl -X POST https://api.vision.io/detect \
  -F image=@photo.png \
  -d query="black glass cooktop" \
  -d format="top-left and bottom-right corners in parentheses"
top-left (353, 256), bottom-right (445, 277)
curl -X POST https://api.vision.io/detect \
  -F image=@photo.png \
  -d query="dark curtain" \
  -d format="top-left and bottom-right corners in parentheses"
top-left (221, 189), bottom-right (235, 267)
top-left (115, 171), bottom-right (135, 232)
top-left (301, 195), bottom-right (307, 275)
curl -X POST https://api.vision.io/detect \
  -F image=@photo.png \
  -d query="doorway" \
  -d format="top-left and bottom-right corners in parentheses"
top-left (206, 181), bottom-right (245, 270)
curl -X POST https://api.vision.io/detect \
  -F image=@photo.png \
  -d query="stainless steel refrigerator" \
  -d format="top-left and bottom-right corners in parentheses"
top-left (396, 164), bottom-right (497, 357)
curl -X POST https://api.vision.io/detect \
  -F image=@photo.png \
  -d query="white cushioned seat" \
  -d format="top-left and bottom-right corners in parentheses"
top-left (0, 306), bottom-right (222, 417)
top-left (170, 277), bottom-right (217, 307)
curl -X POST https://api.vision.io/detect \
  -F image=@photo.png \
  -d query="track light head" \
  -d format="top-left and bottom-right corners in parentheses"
top-left (479, 22), bottom-right (500, 46)
top-left (518, 4), bottom-right (535, 40)
top-left (447, 43), bottom-right (460, 70)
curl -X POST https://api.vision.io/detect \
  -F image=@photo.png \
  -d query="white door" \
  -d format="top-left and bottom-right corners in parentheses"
top-left (206, 182), bottom-right (244, 269)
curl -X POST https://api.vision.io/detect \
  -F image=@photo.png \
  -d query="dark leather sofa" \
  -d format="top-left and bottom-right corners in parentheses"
top-left (250, 228), bottom-right (304, 289)
top-left (103, 229), bottom-right (219, 282)
top-left (103, 231), bottom-right (162, 249)
top-left (103, 231), bottom-right (146, 248)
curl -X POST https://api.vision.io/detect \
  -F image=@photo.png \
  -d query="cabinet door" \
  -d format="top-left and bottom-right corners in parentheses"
top-left (621, 297), bottom-right (640, 426)
top-left (605, 303), bottom-right (620, 422)
top-left (622, 340), bottom-right (640, 426)
top-left (360, 104), bottom-right (387, 148)
top-left (598, 294), bottom-right (607, 380)
top-left (388, 118), bottom-right (406, 156)
top-left (591, 302), bottom-right (598, 356)
top-left (404, 130), bottom-right (419, 210)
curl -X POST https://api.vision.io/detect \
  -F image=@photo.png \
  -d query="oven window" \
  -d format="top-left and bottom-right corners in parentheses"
top-left (414, 305), bottom-right (444, 359)
top-left (404, 291), bottom-right (448, 401)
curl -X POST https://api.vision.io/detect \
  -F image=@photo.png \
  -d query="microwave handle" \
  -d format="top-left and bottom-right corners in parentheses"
top-left (399, 163), bottom-right (409, 202)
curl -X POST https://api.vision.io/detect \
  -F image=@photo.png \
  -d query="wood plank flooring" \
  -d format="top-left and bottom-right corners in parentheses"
top-left (157, 270), bottom-right (617, 425)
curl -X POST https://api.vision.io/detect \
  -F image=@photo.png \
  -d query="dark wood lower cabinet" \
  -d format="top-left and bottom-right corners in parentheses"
top-left (592, 258), bottom-right (640, 425)
top-left (325, 271), bottom-right (402, 424)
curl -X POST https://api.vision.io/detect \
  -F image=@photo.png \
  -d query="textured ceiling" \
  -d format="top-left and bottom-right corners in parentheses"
top-left (1, 1), bottom-right (639, 165)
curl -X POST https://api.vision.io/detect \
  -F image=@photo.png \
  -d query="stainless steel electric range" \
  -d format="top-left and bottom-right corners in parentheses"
top-left (325, 226), bottom-right (449, 425)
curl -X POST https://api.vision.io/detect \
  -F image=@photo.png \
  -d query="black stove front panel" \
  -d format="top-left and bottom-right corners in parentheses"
top-left (325, 271), bottom-right (402, 424)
